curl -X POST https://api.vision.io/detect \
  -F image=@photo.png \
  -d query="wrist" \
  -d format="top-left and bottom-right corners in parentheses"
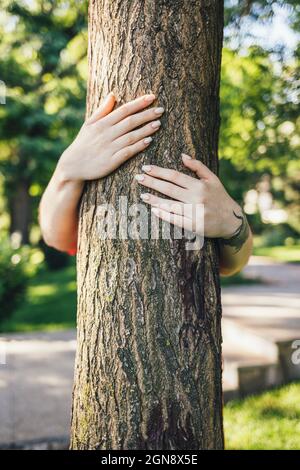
top-left (219, 204), bottom-right (250, 253)
top-left (56, 154), bottom-right (84, 192)
top-left (221, 201), bottom-right (243, 239)
top-left (56, 149), bottom-right (83, 186)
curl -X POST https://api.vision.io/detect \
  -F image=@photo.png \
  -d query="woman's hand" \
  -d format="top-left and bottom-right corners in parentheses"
top-left (40, 91), bottom-right (164, 253)
top-left (135, 153), bottom-right (243, 239)
top-left (57, 92), bottom-right (164, 182)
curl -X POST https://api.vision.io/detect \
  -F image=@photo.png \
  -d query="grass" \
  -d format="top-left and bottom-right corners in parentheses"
top-left (1, 263), bottom-right (261, 332)
top-left (1, 244), bottom-right (298, 332)
top-left (224, 382), bottom-right (300, 450)
top-left (253, 244), bottom-right (300, 263)
top-left (220, 271), bottom-right (263, 287)
top-left (0, 264), bottom-right (77, 332)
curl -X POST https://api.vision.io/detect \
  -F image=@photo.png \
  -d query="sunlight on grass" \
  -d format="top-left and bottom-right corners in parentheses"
top-left (224, 383), bottom-right (300, 450)
top-left (29, 284), bottom-right (59, 298)
top-left (0, 265), bottom-right (77, 332)
top-left (253, 245), bottom-right (300, 263)
top-left (28, 279), bottom-right (76, 301)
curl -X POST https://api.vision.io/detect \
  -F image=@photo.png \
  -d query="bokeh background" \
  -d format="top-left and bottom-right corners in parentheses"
top-left (0, 0), bottom-right (299, 450)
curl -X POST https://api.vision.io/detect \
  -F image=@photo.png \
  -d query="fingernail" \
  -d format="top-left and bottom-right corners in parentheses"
top-left (142, 165), bottom-right (152, 172)
top-left (182, 153), bottom-right (192, 159)
top-left (144, 94), bottom-right (156, 102)
top-left (154, 107), bottom-right (164, 114)
top-left (135, 174), bottom-right (145, 182)
top-left (152, 120), bottom-right (161, 128)
top-left (140, 193), bottom-right (150, 200)
top-left (143, 137), bottom-right (152, 144)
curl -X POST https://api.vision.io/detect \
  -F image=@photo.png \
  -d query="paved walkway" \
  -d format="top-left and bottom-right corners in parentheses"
top-left (0, 330), bottom-right (76, 446)
top-left (222, 257), bottom-right (300, 392)
top-left (0, 257), bottom-right (299, 447)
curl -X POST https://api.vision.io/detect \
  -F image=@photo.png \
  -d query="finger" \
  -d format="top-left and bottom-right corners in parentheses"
top-left (100, 93), bottom-right (156, 127)
top-left (111, 137), bottom-right (153, 169)
top-left (140, 165), bottom-right (199, 190)
top-left (181, 153), bottom-right (215, 180)
top-left (86, 92), bottom-right (116, 125)
top-left (135, 174), bottom-right (190, 203)
top-left (140, 194), bottom-right (192, 218)
top-left (112, 120), bottom-right (161, 152)
top-left (111, 106), bottom-right (164, 140)
top-left (151, 206), bottom-right (194, 232)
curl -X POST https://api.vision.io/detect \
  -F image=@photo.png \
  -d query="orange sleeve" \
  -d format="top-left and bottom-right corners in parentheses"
top-left (67, 248), bottom-right (77, 256)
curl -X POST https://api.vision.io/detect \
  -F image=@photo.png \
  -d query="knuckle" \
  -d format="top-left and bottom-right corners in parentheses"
top-left (126, 133), bottom-right (135, 145)
top-left (94, 119), bottom-right (104, 131)
top-left (211, 173), bottom-right (219, 184)
top-left (121, 104), bottom-right (131, 118)
top-left (126, 115), bottom-right (135, 127)
top-left (170, 169), bottom-right (179, 182)
top-left (146, 108), bottom-right (154, 118)
top-left (122, 148), bottom-right (131, 159)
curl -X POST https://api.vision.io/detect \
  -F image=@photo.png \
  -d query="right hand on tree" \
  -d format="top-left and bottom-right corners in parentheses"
top-left (57, 92), bottom-right (164, 182)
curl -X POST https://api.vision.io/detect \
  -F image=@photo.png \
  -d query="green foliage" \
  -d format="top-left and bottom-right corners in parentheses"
top-left (220, 46), bottom-right (300, 237)
top-left (225, 0), bottom-right (299, 30)
top-left (39, 239), bottom-right (71, 271)
top-left (224, 382), bottom-right (300, 449)
top-left (253, 244), bottom-right (300, 262)
top-left (220, 47), bottom-right (299, 175)
top-left (220, 272), bottom-right (263, 286)
top-left (0, 0), bottom-right (87, 236)
top-left (0, 236), bottom-right (31, 323)
top-left (254, 223), bottom-right (300, 247)
top-left (0, 263), bottom-right (77, 333)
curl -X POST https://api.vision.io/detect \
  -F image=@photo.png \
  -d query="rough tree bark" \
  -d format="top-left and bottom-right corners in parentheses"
top-left (71, 0), bottom-right (224, 450)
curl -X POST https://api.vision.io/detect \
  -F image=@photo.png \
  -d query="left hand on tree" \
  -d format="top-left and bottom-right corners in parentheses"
top-left (135, 152), bottom-right (243, 239)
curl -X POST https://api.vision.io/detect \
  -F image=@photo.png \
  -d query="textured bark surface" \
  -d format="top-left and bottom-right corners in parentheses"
top-left (71, 0), bottom-right (224, 450)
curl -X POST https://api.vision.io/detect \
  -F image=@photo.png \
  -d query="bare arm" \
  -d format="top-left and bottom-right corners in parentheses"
top-left (39, 167), bottom-right (83, 253)
top-left (39, 92), bottom-right (164, 252)
top-left (217, 207), bottom-right (253, 276)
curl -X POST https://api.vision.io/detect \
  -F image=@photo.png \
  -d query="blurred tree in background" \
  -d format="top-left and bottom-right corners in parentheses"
top-left (222, 0), bottom-right (300, 242)
top-left (220, 46), bottom-right (299, 238)
top-left (0, 0), bottom-right (87, 243)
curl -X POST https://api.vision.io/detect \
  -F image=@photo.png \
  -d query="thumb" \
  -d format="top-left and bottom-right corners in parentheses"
top-left (181, 153), bottom-right (214, 180)
top-left (86, 92), bottom-right (116, 125)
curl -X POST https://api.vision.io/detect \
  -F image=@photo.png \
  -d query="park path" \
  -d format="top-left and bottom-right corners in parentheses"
top-left (0, 256), bottom-right (299, 447)
top-left (222, 257), bottom-right (300, 396)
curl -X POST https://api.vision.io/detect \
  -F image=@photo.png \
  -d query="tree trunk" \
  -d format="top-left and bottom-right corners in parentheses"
top-left (71, 0), bottom-right (224, 450)
top-left (9, 180), bottom-right (31, 244)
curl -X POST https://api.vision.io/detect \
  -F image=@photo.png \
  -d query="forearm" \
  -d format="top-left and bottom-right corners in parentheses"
top-left (218, 209), bottom-right (253, 276)
top-left (39, 160), bottom-right (84, 252)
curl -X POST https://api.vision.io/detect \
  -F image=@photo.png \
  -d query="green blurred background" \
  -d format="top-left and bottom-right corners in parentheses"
top-left (0, 0), bottom-right (299, 450)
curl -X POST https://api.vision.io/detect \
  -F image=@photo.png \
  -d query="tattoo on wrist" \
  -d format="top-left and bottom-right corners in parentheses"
top-left (219, 209), bottom-right (250, 253)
